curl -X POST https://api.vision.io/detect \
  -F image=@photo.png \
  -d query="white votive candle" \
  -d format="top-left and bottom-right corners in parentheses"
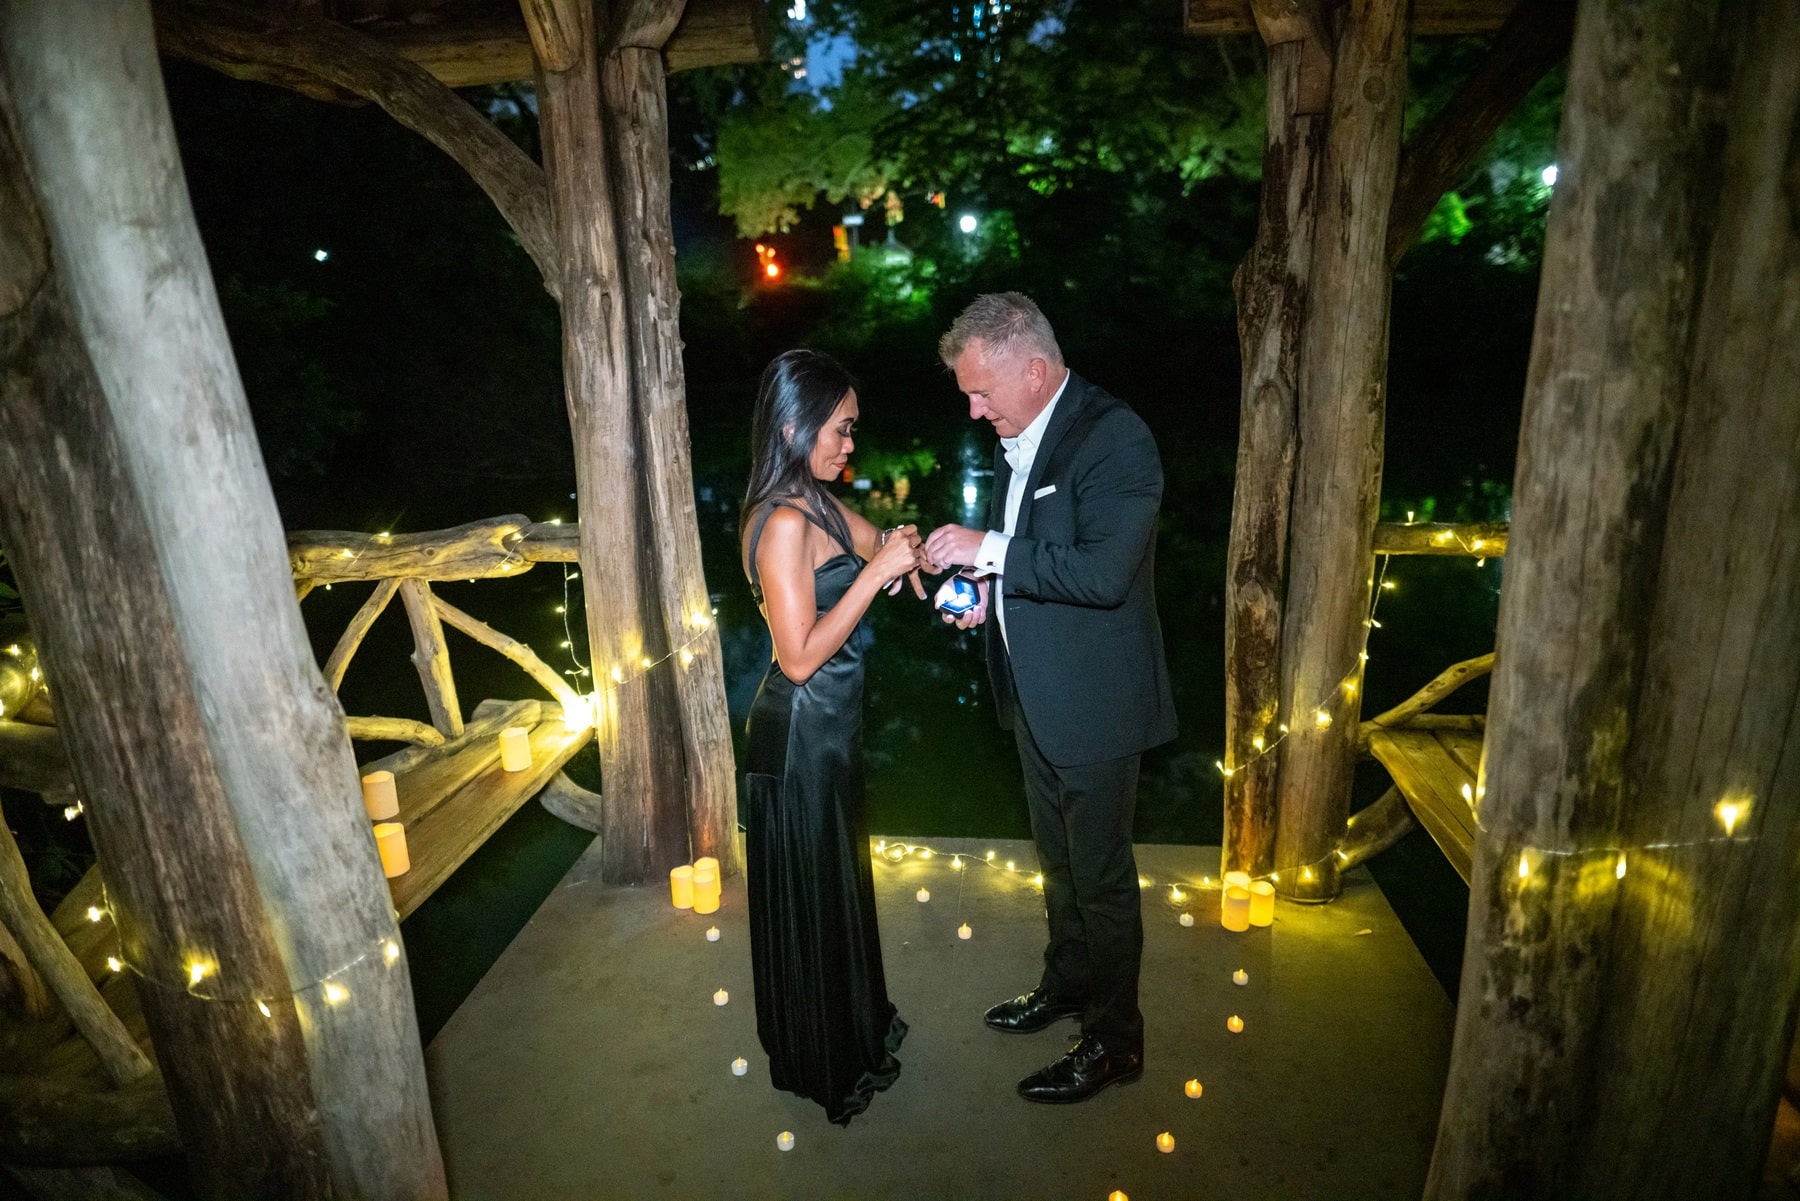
top-left (1248, 879), bottom-right (1275, 927)
top-left (669, 865), bottom-right (694, 909)
top-left (1221, 885), bottom-right (1251, 932)
top-left (360, 770), bottom-right (398, 821)
top-left (499, 726), bottom-right (531, 772)
top-left (374, 823), bottom-right (410, 878)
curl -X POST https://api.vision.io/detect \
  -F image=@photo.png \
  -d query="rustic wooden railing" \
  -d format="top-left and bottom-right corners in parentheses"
top-left (289, 515), bottom-right (584, 743)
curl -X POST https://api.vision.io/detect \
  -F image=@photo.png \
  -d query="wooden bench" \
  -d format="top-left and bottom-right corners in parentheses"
top-left (1343, 652), bottom-right (1493, 882)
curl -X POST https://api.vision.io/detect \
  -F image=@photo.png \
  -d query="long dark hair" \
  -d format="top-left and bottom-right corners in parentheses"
top-left (741, 349), bottom-right (857, 555)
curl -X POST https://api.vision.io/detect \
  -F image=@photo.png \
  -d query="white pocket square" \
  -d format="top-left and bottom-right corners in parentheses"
top-left (1033, 484), bottom-right (1058, 499)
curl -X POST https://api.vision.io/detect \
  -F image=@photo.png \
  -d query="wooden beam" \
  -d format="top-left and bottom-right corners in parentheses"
top-left (1387, 0), bottom-right (1576, 267)
top-left (288, 515), bottom-right (536, 583)
top-left (429, 591), bottom-right (583, 710)
top-left (1372, 520), bottom-right (1508, 556)
top-left (0, 1071), bottom-right (179, 1167)
top-left (156, 0), bottom-right (764, 92)
top-left (600, 8), bottom-right (738, 875)
top-left (1270, 0), bottom-right (1408, 902)
top-left (1221, 35), bottom-right (1324, 879)
top-left (1360, 651), bottom-right (1495, 735)
top-left (322, 577), bottom-right (400, 690)
top-left (0, 917), bottom-right (54, 1020)
top-left (343, 715), bottom-right (446, 746)
top-left (528, 0), bottom-right (691, 885)
top-left (1189, 0), bottom-right (1518, 36)
top-left (0, 719), bottom-right (72, 795)
top-left (398, 580), bottom-right (464, 738)
top-left (1248, 0), bottom-right (1331, 114)
top-left (0, 823), bottom-right (151, 1085)
top-left (0, 6), bottom-right (446, 1194)
top-left (1334, 785), bottom-right (1414, 871)
top-left (1426, 1), bottom-right (1780, 1194)
top-left (153, 2), bottom-right (561, 297)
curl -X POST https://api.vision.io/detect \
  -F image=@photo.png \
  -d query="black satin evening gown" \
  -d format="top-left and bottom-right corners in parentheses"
top-left (742, 501), bottom-right (906, 1125)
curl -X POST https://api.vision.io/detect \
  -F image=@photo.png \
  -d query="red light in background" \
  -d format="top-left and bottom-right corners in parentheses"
top-left (765, 263), bottom-right (781, 279)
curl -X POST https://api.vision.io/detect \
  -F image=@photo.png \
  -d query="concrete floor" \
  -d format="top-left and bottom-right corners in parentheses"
top-left (425, 837), bottom-right (1455, 1201)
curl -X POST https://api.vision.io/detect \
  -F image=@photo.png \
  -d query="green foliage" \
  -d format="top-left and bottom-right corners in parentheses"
top-left (1420, 191), bottom-right (1474, 245)
top-left (716, 77), bottom-right (892, 236)
top-left (218, 276), bottom-right (361, 478)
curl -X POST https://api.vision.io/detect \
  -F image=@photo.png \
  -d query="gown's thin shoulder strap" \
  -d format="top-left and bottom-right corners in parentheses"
top-left (747, 500), bottom-right (855, 595)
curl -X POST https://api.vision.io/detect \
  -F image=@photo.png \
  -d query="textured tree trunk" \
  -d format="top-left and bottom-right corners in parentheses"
top-left (600, 8), bottom-right (738, 874)
top-left (1222, 29), bottom-right (1325, 878)
top-left (527, 0), bottom-right (689, 883)
top-left (1271, 0), bottom-right (1409, 901)
top-left (1426, 2), bottom-right (1790, 1196)
top-left (0, 5), bottom-right (444, 1196)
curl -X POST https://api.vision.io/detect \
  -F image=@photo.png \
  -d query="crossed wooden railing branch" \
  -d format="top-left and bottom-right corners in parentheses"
top-left (290, 515), bottom-right (586, 742)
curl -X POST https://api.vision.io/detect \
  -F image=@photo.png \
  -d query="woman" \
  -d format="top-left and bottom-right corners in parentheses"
top-left (740, 349), bottom-right (926, 1125)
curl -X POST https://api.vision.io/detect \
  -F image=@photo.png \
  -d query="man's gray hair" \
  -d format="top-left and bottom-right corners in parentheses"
top-left (939, 292), bottom-right (1064, 368)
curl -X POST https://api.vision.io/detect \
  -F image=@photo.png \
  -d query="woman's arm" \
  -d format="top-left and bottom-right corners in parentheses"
top-left (754, 507), bottom-right (924, 684)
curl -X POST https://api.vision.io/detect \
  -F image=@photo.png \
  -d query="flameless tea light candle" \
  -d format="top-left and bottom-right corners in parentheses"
top-left (694, 856), bottom-right (719, 879)
top-left (669, 865), bottom-right (695, 909)
top-left (776, 1131), bottom-right (795, 1152)
top-left (1184, 1079), bottom-right (1204, 1098)
top-left (1248, 880), bottom-right (1275, 927)
top-left (1227, 1014), bottom-right (1244, 1033)
top-left (1109, 1192), bottom-right (1128, 1201)
top-left (916, 888), bottom-right (930, 903)
top-left (360, 770), bottom-right (398, 821)
top-left (713, 988), bottom-right (729, 1006)
top-left (374, 823), bottom-right (410, 878)
top-left (732, 1057), bottom-right (747, 1076)
top-left (958, 923), bottom-right (972, 940)
top-left (706, 926), bottom-right (720, 942)
top-left (499, 726), bottom-right (531, 772)
top-left (1221, 886), bottom-right (1251, 932)
top-left (1179, 912), bottom-right (1195, 927)
top-left (1233, 968), bottom-right (1249, 986)
top-left (1156, 1132), bottom-right (1175, 1154)
top-left (692, 867), bottom-right (720, 915)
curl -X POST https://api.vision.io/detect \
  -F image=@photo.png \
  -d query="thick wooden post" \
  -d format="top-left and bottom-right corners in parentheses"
top-left (527, 0), bottom-right (689, 883)
top-left (1270, 0), bottom-right (1408, 900)
top-left (1221, 2), bottom-right (1328, 879)
top-left (0, 5), bottom-right (444, 1196)
top-left (1427, 3), bottom-right (1793, 1195)
top-left (600, 1), bottom-right (739, 874)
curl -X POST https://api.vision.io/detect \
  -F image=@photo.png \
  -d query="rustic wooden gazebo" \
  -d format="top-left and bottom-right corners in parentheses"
top-left (0, 0), bottom-right (1795, 1197)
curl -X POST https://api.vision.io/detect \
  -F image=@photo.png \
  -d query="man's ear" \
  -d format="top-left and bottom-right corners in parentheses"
top-left (1027, 356), bottom-right (1049, 390)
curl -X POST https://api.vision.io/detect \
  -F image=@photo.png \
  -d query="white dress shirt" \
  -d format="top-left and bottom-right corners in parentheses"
top-left (974, 370), bottom-right (1070, 646)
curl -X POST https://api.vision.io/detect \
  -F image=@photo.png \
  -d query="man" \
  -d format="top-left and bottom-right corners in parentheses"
top-left (926, 292), bottom-right (1176, 1104)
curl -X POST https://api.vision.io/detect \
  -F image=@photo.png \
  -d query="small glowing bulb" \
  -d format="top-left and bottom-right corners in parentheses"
top-left (1615, 854), bottom-right (1627, 880)
top-left (1279, 723), bottom-right (1290, 734)
top-left (555, 605), bottom-right (566, 614)
top-left (1270, 872), bottom-right (1280, 883)
top-left (1157, 1131), bottom-right (1175, 1153)
top-left (986, 850), bottom-right (996, 861)
top-left (1343, 682), bottom-right (1356, 696)
top-left (323, 982), bottom-right (348, 1004)
top-left (1184, 1078), bottom-right (1203, 1098)
top-left (1470, 538), bottom-right (1484, 551)
top-left (876, 840), bottom-right (887, 852)
top-left (1382, 580), bottom-right (1396, 591)
top-left (1138, 876), bottom-right (1150, 888)
top-left (257, 1000), bottom-right (272, 1017)
top-left (377, 531), bottom-right (391, 541)
top-left (952, 855), bottom-right (964, 870)
top-left (1359, 651), bottom-right (1370, 663)
top-left (1314, 709), bottom-right (1333, 728)
top-left (86, 905), bottom-right (103, 923)
top-left (958, 923), bottom-right (972, 939)
top-left (1405, 510), bottom-right (1415, 523)
top-left (1006, 860), bottom-right (1015, 871)
top-left (1518, 852), bottom-right (1532, 879)
top-left (1032, 873), bottom-right (1044, 887)
top-left (1251, 735), bottom-right (1265, 751)
top-left (384, 940), bottom-right (400, 965)
top-left (610, 666), bottom-right (624, 683)
top-left (561, 640), bottom-right (573, 648)
top-left (640, 656), bottom-right (654, 669)
top-left (4, 644), bottom-right (19, 656)
top-left (107, 956), bottom-right (123, 972)
top-left (339, 548), bottom-right (353, 559)
top-left (1227, 1014), bottom-right (1244, 1033)
top-left (918, 848), bottom-right (932, 860)
top-left (549, 517), bottom-right (563, 525)
top-left (64, 802), bottom-right (83, 821)
top-left (1170, 885), bottom-right (1185, 903)
top-left (714, 988), bottom-right (729, 1006)
top-left (679, 650), bottom-right (694, 667)
top-left (1301, 866), bottom-right (1314, 881)
top-left (28, 667), bottom-right (39, 682)
top-left (1461, 783), bottom-right (1474, 803)
top-left (1716, 797), bottom-right (1749, 835)
top-left (187, 961), bottom-right (212, 987)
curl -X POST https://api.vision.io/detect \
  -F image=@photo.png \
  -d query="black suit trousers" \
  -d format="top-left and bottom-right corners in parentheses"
top-left (1009, 657), bottom-right (1145, 1045)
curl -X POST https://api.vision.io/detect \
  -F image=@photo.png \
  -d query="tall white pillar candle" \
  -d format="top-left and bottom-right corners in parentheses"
top-left (499, 726), bottom-right (531, 772)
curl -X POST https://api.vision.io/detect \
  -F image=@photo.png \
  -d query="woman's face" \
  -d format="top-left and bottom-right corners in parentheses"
top-left (808, 389), bottom-right (858, 481)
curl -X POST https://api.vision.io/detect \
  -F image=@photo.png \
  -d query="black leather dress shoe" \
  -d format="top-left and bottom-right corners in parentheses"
top-left (1017, 1035), bottom-right (1144, 1104)
top-left (983, 987), bottom-right (1084, 1034)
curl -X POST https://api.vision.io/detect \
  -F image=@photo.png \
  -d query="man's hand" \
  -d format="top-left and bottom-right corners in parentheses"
top-left (940, 574), bottom-right (990, 630)
top-left (925, 524), bottom-right (987, 571)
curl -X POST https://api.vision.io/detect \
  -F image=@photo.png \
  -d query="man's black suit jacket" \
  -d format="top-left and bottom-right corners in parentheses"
top-left (985, 371), bottom-right (1177, 767)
